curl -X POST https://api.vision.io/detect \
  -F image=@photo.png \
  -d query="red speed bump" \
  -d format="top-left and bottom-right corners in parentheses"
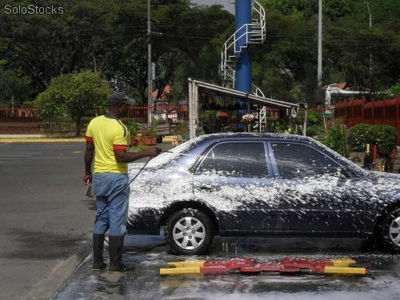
top-left (160, 258), bottom-right (368, 276)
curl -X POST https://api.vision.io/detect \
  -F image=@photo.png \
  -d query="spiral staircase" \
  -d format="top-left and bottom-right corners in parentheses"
top-left (220, 0), bottom-right (268, 131)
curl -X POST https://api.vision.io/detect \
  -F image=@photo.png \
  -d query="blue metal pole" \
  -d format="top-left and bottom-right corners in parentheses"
top-left (235, 0), bottom-right (252, 94)
top-left (235, 0), bottom-right (252, 129)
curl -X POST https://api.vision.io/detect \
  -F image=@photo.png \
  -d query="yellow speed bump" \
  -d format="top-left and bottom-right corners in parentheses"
top-left (331, 259), bottom-right (356, 267)
top-left (160, 260), bottom-right (206, 275)
top-left (324, 266), bottom-right (368, 275)
top-left (160, 266), bottom-right (201, 275)
top-left (167, 261), bottom-right (206, 268)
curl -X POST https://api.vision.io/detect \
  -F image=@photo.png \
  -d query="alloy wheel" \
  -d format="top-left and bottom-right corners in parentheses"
top-left (389, 216), bottom-right (400, 246)
top-left (172, 216), bottom-right (206, 250)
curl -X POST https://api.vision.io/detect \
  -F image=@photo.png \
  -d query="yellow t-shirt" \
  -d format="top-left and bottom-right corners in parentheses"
top-left (85, 115), bottom-right (130, 174)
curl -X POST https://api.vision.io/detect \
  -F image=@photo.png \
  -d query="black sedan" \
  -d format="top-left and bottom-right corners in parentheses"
top-left (128, 133), bottom-right (400, 255)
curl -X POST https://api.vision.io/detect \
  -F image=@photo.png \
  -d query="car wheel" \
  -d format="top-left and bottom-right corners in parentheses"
top-left (165, 208), bottom-right (213, 255)
top-left (378, 208), bottom-right (400, 253)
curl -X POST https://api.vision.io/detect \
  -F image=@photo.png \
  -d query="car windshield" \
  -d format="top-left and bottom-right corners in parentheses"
top-left (146, 137), bottom-right (201, 168)
top-left (311, 138), bottom-right (369, 177)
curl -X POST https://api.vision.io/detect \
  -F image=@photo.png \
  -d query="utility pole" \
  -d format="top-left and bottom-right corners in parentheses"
top-left (147, 0), bottom-right (153, 126)
top-left (317, 0), bottom-right (323, 89)
top-left (366, 1), bottom-right (373, 97)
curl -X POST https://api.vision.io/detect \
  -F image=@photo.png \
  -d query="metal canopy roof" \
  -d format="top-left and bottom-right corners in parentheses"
top-left (190, 79), bottom-right (299, 109)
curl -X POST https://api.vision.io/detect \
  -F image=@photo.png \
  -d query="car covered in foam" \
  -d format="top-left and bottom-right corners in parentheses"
top-left (127, 133), bottom-right (400, 255)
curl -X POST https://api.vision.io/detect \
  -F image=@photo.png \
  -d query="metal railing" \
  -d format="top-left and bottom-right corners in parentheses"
top-left (0, 105), bottom-right (189, 135)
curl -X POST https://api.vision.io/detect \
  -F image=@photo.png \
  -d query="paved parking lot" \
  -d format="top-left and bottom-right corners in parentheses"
top-left (0, 142), bottom-right (93, 299)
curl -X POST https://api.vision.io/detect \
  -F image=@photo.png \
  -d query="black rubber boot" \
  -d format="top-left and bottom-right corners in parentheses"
top-left (92, 233), bottom-right (107, 271)
top-left (109, 235), bottom-right (128, 272)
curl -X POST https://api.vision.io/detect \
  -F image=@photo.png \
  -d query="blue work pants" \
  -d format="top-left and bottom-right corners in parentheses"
top-left (92, 173), bottom-right (129, 236)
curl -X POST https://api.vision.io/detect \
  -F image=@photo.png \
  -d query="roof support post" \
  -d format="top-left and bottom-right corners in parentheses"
top-left (193, 82), bottom-right (199, 138)
top-left (188, 78), bottom-right (199, 140)
top-left (303, 104), bottom-right (308, 136)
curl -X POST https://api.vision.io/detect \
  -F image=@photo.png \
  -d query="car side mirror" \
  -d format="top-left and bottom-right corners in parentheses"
top-left (336, 167), bottom-right (351, 180)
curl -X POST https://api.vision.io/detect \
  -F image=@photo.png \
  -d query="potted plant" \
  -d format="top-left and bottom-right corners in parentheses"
top-left (241, 113), bottom-right (255, 132)
top-left (138, 119), bottom-right (159, 145)
top-left (127, 120), bottom-right (140, 146)
top-left (172, 120), bottom-right (188, 146)
top-left (241, 113), bottom-right (255, 124)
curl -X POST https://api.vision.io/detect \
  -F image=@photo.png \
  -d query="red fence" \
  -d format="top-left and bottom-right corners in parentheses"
top-left (0, 104), bottom-right (189, 134)
top-left (334, 96), bottom-right (400, 145)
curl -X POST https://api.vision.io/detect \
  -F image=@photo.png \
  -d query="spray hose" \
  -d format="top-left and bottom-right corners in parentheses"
top-left (93, 149), bottom-right (199, 225)
top-left (94, 155), bottom-right (153, 225)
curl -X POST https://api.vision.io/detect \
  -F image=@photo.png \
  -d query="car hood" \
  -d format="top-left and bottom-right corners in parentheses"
top-left (367, 171), bottom-right (400, 202)
top-left (369, 171), bottom-right (400, 182)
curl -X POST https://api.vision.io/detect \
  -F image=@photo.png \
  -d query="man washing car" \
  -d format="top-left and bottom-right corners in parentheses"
top-left (83, 92), bottom-right (161, 272)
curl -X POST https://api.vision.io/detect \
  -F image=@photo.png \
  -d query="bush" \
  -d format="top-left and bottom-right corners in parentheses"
top-left (348, 123), bottom-right (397, 156)
top-left (297, 109), bottom-right (323, 126)
top-left (348, 124), bottom-right (376, 152)
top-left (307, 124), bottom-right (324, 137)
top-left (296, 109), bottom-right (324, 137)
top-left (374, 125), bottom-right (397, 156)
top-left (270, 116), bottom-right (290, 133)
top-left (317, 120), bottom-right (348, 156)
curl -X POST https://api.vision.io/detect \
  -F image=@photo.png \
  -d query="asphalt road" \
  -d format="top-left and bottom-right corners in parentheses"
top-left (56, 236), bottom-right (400, 300)
top-left (0, 141), bottom-right (172, 299)
top-left (0, 142), bottom-right (94, 299)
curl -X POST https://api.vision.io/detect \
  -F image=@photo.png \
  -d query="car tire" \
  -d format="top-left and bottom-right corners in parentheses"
top-left (378, 208), bottom-right (400, 253)
top-left (165, 208), bottom-right (213, 255)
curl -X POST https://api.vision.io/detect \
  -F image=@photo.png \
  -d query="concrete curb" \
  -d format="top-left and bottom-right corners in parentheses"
top-left (27, 237), bottom-right (91, 300)
top-left (0, 134), bottom-right (46, 138)
top-left (0, 138), bottom-right (85, 143)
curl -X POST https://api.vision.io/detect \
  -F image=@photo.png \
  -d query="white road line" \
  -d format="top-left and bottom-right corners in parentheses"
top-left (17, 152), bottom-right (40, 155)
top-left (30, 157), bottom-right (72, 160)
top-left (0, 154), bottom-right (33, 157)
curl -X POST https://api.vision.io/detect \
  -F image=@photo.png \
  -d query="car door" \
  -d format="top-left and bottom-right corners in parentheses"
top-left (192, 140), bottom-right (276, 233)
top-left (268, 141), bottom-right (370, 233)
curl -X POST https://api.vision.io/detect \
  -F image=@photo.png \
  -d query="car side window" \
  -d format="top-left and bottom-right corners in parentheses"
top-left (271, 142), bottom-right (340, 178)
top-left (198, 142), bottom-right (268, 178)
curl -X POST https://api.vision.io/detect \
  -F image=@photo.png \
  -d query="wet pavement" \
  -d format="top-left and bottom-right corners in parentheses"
top-left (0, 142), bottom-right (93, 299)
top-left (56, 236), bottom-right (400, 300)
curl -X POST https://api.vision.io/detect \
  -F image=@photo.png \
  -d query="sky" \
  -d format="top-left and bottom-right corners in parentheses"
top-left (193, 0), bottom-right (235, 13)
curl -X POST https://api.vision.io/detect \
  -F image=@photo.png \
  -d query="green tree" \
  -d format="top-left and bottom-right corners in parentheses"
top-left (0, 0), bottom-right (112, 92)
top-left (390, 81), bottom-right (400, 97)
top-left (35, 70), bottom-right (111, 136)
top-left (252, 10), bottom-right (317, 103)
top-left (256, 0), bottom-right (400, 102)
top-left (151, 2), bottom-right (233, 100)
top-left (0, 60), bottom-right (32, 105)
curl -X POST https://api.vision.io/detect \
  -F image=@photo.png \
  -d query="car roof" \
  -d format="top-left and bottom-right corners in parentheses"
top-left (196, 132), bottom-right (314, 143)
top-left (182, 133), bottom-right (368, 178)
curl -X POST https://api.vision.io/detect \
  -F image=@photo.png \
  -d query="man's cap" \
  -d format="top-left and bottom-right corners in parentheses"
top-left (108, 92), bottom-right (135, 106)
